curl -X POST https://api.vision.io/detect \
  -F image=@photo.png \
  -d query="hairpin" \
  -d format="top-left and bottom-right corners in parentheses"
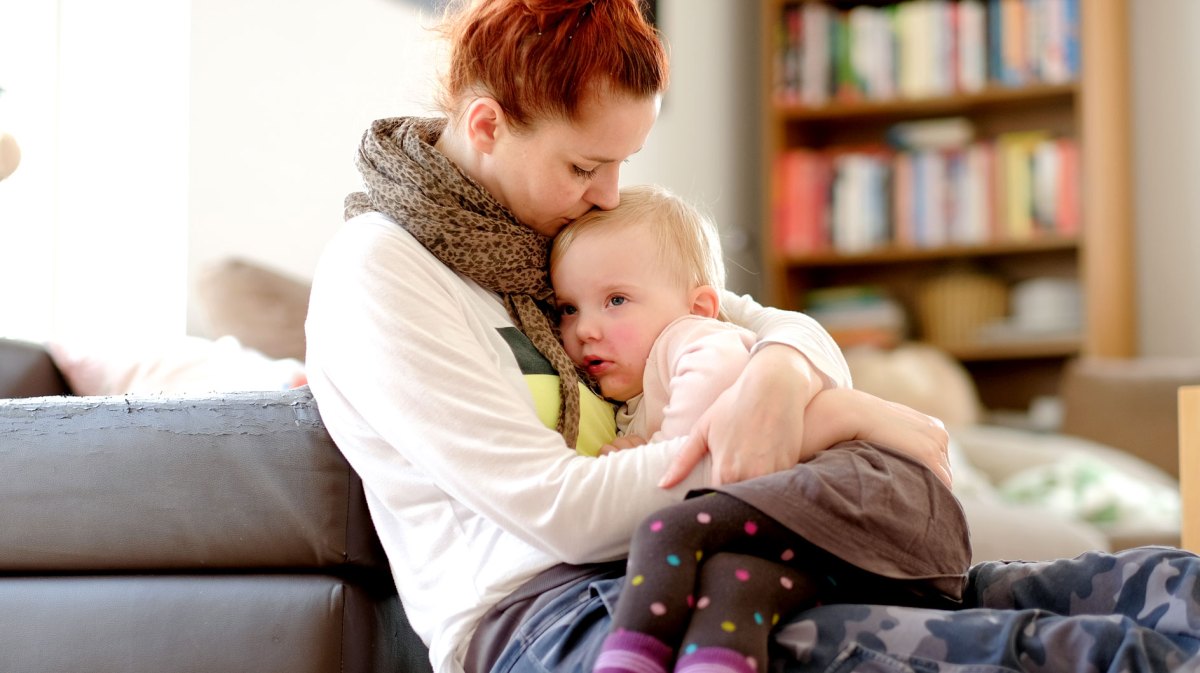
top-left (567, 0), bottom-right (596, 41)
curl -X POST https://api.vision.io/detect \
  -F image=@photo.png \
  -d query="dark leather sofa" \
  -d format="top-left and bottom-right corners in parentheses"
top-left (0, 338), bottom-right (431, 673)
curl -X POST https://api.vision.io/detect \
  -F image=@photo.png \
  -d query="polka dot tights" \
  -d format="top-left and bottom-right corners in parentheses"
top-left (600, 493), bottom-right (824, 673)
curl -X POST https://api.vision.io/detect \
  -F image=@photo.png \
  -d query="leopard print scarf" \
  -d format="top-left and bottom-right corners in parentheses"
top-left (345, 117), bottom-right (581, 447)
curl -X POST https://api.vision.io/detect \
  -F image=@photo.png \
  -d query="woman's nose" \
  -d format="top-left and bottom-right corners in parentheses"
top-left (585, 166), bottom-right (620, 211)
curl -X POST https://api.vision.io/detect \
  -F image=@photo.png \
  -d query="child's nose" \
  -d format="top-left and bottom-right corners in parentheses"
top-left (575, 312), bottom-right (602, 341)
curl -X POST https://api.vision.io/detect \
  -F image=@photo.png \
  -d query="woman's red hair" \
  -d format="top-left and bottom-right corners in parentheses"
top-left (437, 0), bottom-right (668, 129)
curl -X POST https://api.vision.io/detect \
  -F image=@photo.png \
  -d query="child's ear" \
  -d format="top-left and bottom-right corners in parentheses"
top-left (688, 285), bottom-right (720, 319)
top-left (465, 98), bottom-right (504, 154)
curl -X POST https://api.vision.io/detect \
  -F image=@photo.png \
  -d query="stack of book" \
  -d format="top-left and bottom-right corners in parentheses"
top-left (772, 121), bottom-right (1079, 256)
top-left (773, 0), bottom-right (1079, 105)
top-left (803, 285), bottom-right (907, 349)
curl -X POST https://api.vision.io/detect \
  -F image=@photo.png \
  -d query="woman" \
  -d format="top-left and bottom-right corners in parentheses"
top-left (305, 1), bottom-right (1200, 672)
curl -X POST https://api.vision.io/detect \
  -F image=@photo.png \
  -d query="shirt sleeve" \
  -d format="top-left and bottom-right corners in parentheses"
top-left (305, 219), bottom-right (712, 564)
top-left (721, 289), bottom-right (853, 388)
top-left (649, 318), bottom-right (755, 442)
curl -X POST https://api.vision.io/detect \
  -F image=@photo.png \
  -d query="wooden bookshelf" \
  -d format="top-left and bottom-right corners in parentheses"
top-left (760, 0), bottom-right (1134, 412)
top-left (777, 82), bottom-right (1077, 121)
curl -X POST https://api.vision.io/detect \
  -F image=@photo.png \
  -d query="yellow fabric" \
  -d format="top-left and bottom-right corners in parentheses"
top-left (525, 375), bottom-right (616, 457)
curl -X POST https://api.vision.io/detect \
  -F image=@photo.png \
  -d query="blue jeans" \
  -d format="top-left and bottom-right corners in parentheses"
top-left (490, 574), bottom-right (624, 673)
top-left (491, 547), bottom-right (1200, 673)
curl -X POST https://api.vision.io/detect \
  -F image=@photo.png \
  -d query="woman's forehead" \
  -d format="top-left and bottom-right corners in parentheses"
top-left (534, 95), bottom-right (657, 158)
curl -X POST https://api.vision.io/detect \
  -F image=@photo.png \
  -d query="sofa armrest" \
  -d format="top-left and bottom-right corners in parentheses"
top-left (0, 338), bottom-right (71, 398)
top-left (1059, 357), bottom-right (1200, 480)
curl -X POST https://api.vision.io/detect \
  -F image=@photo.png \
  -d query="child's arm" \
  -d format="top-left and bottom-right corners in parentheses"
top-left (657, 292), bottom-right (844, 487)
top-left (635, 317), bottom-right (756, 444)
top-left (598, 434), bottom-right (647, 454)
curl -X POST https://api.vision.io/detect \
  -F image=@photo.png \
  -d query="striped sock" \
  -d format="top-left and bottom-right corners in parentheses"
top-left (673, 646), bottom-right (756, 673)
top-left (593, 629), bottom-right (673, 673)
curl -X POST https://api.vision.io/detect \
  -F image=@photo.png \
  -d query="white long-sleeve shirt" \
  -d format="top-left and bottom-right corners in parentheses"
top-left (304, 212), bottom-right (851, 673)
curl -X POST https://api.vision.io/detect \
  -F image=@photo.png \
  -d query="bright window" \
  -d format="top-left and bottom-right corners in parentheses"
top-left (0, 0), bottom-right (189, 344)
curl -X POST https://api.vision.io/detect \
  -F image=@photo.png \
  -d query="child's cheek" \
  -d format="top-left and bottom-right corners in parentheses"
top-left (606, 322), bottom-right (649, 360)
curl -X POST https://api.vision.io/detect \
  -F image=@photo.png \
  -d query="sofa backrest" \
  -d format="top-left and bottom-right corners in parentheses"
top-left (1061, 357), bottom-right (1200, 480)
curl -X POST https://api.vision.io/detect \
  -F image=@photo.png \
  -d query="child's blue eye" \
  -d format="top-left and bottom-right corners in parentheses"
top-left (609, 296), bottom-right (626, 307)
top-left (559, 305), bottom-right (577, 316)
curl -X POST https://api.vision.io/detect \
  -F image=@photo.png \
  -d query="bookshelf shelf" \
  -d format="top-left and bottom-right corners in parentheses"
top-left (775, 82), bottom-right (1077, 122)
top-left (782, 237), bottom-right (1078, 267)
top-left (760, 0), bottom-right (1134, 411)
top-left (947, 337), bottom-right (1081, 362)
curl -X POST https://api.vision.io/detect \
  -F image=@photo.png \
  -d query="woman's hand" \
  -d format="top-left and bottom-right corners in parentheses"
top-left (659, 344), bottom-right (823, 487)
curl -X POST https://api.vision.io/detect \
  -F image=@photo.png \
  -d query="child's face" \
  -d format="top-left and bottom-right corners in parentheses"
top-left (551, 223), bottom-right (694, 402)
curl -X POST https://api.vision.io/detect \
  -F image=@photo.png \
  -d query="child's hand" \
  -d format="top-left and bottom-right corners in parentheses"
top-left (599, 434), bottom-right (647, 455)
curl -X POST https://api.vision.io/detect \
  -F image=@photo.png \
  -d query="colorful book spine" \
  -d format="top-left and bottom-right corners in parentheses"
top-left (1056, 138), bottom-right (1080, 236)
top-left (773, 149), bottom-right (833, 255)
top-left (997, 130), bottom-right (1051, 240)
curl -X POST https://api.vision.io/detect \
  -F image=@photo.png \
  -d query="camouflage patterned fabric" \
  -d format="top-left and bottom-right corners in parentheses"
top-left (770, 546), bottom-right (1200, 672)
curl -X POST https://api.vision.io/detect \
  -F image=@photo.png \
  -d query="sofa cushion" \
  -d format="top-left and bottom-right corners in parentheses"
top-left (0, 338), bottom-right (71, 398)
top-left (46, 334), bottom-right (306, 396)
top-left (195, 257), bottom-right (311, 362)
top-left (0, 388), bottom-right (385, 572)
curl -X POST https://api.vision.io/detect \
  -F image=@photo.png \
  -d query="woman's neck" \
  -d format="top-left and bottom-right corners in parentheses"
top-left (433, 119), bottom-right (482, 184)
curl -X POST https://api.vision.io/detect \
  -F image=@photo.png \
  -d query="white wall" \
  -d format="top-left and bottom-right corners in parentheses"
top-left (622, 0), bottom-right (763, 297)
top-left (1130, 0), bottom-right (1200, 357)
top-left (187, 0), bottom-right (442, 333)
top-left (186, 0), bottom-right (765, 331)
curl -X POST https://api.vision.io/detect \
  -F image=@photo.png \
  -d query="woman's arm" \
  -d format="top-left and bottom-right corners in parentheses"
top-left (660, 290), bottom-right (949, 487)
top-left (306, 218), bottom-right (712, 563)
top-left (802, 387), bottom-right (953, 487)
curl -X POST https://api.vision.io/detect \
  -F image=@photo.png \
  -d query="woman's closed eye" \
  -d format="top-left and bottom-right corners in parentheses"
top-left (572, 164), bottom-right (599, 179)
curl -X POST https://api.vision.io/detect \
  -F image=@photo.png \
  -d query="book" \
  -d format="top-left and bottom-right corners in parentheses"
top-left (773, 149), bottom-right (832, 255)
top-left (804, 285), bottom-right (907, 349)
top-left (1055, 137), bottom-right (1081, 236)
top-left (887, 117), bottom-right (975, 151)
top-left (996, 130), bottom-right (1051, 240)
top-left (801, 2), bottom-right (833, 106)
top-left (958, 0), bottom-right (988, 92)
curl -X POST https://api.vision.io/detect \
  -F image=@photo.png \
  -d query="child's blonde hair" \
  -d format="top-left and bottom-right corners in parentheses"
top-left (551, 185), bottom-right (727, 317)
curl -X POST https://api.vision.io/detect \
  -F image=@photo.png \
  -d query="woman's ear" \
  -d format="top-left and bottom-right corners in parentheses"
top-left (464, 98), bottom-right (505, 154)
top-left (688, 285), bottom-right (720, 319)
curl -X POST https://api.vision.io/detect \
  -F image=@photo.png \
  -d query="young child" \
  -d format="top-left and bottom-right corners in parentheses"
top-left (549, 185), bottom-right (971, 673)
